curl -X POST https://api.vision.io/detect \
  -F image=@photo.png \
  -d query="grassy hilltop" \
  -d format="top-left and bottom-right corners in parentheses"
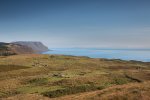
top-left (0, 54), bottom-right (150, 100)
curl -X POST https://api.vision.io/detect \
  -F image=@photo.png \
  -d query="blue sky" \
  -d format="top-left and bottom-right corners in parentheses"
top-left (0, 0), bottom-right (150, 48)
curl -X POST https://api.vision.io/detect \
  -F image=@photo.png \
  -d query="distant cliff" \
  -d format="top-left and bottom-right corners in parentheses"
top-left (0, 41), bottom-right (49, 56)
top-left (0, 42), bottom-right (34, 55)
top-left (12, 41), bottom-right (49, 53)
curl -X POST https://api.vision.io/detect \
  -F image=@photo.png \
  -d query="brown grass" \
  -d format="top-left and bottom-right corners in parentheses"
top-left (0, 54), bottom-right (149, 99)
top-left (51, 81), bottom-right (150, 100)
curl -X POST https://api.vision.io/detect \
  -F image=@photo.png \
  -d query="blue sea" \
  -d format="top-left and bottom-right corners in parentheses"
top-left (43, 48), bottom-right (150, 62)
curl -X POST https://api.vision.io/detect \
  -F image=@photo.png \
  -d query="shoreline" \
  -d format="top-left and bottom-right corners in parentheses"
top-left (43, 53), bottom-right (150, 63)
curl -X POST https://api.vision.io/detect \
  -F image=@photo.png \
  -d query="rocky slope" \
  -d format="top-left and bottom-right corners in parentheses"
top-left (12, 41), bottom-right (49, 53)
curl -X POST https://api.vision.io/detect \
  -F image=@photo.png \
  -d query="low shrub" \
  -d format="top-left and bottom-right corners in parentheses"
top-left (42, 84), bottom-right (98, 98)
top-left (112, 78), bottom-right (128, 85)
top-left (28, 78), bottom-right (48, 85)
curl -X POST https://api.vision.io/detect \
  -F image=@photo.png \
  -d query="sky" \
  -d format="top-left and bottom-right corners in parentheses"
top-left (0, 0), bottom-right (150, 48)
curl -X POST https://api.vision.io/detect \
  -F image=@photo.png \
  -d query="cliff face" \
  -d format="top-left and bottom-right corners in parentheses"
top-left (12, 41), bottom-right (49, 53)
top-left (0, 41), bottom-right (49, 55)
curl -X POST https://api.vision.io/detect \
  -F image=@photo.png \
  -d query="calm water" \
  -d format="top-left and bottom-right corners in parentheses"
top-left (43, 48), bottom-right (150, 62)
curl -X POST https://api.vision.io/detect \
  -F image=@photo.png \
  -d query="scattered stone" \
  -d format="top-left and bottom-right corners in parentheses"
top-left (53, 73), bottom-right (68, 78)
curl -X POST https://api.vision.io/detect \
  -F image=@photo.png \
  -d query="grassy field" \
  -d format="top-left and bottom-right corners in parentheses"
top-left (0, 54), bottom-right (150, 100)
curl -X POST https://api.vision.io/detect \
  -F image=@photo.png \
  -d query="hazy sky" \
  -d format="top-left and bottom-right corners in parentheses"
top-left (0, 0), bottom-right (150, 48)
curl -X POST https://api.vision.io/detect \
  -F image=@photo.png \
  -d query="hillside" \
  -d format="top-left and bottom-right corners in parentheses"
top-left (12, 41), bottom-right (49, 53)
top-left (50, 81), bottom-right (150, 100)
top-left (0, 54), bottom-right (149, 100)
top-left (0, 42), bottom-right (49, 55)
top-left (0, 42), bottom-right (34, 55)
top-left (3, 81), bottom-right (150, 100)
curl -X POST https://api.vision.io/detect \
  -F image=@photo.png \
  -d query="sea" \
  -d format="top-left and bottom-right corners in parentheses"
top-left (43, 48), bottom-right (150, 62)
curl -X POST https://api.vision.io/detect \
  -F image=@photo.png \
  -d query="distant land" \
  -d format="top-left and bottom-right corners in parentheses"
top-left (0, 41), bottom-right (49, 56)
top-left (48, 47), bottom-right (150, 51)
top-left (12, 41), bottom-right (49, 53)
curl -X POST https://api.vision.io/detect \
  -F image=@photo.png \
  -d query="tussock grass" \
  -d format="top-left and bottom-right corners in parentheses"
top-left (28, 78), bottom-right (49, 85)
top-left (42, 84), bottom-right (99, 98)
